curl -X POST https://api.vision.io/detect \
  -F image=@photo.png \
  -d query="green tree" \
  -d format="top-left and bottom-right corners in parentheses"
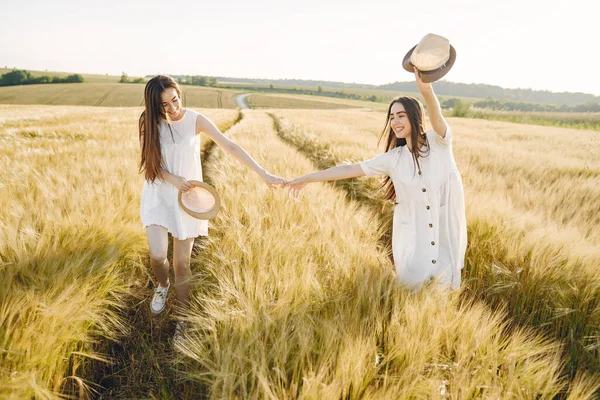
top-left (0, 69), bottom-right (32, 86)
top-left (64, 74), bottom-right (84, 83)
top-left (120, 72), bottom-right (129, 83)
top-left (32, 75), bottom-right (51, 84)
top-left (191, 76), bottom-right (207, 86)
top-left (451, 99), bottom-right (471, 117)
top-left (442, 98), bottom-right (457, 109)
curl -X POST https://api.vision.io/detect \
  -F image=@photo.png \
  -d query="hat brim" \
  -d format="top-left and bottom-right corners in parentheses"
top-left (402, 44), bottom-right (456, 83)
top-left (178, 180), bottom-right (221, 220)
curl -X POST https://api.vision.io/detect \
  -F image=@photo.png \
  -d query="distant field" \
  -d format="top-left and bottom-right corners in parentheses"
top-left (0, 83), bottom-right (240, 108)
top-left (247, 93), bottom-right (386, 110)
top-left (2, 74), bottom-right (599, 130)
top-left (469, 108), bottom-right (600, 131)
top-left (222, 81), bottom-right (479, 105)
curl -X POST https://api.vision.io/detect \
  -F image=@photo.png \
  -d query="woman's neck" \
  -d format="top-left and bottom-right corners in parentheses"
top-left (406, 136), bottom-right (423, 152)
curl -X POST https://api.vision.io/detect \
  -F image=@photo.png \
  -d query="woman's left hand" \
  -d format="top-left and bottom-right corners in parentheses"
top-left (415, 69), bottom-right (432, 93)
top-left (262, 171), bottom-right (287, 188)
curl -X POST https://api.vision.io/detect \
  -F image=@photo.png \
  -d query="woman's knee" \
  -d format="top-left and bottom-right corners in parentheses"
top-left (150, 254), bottom-right (168, 265)
top-left (173, 260), bottom-right (191, 276)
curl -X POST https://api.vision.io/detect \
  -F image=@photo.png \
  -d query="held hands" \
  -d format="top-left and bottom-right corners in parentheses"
top-left (261, 171), bottom-right (287, 189)
top-left (286, 176), bottom-right (308, 198)
top-left (169, 171), bottom-right (287, 191)
top-left (261, 170), bottom-right (309, 196)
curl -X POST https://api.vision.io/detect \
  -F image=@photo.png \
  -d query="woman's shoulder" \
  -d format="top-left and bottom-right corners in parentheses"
top-left (425, 124), bottom-right (452, 149)
top-left (387, 145), bottom-right (403, 155)
top-left (379, 145), bottom-right (404, 163)
top-left (186, 108), bottom-right (210, 124)
top-left (184, 108), bottom-right (200, 118)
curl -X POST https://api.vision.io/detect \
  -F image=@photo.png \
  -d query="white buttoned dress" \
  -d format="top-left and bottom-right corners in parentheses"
top-left (140, 109), bottom-right (209, 240)
top-left (359, 126), bottom-right (467, 290)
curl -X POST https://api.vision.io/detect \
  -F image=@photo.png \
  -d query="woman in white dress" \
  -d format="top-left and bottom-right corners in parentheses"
top-left (287, 71), bottom-right (467, 290)
top-left (139, 76), bottom-right (285, 335)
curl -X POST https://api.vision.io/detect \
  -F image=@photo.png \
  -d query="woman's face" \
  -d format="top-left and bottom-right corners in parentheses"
top-left (389, 102), bottom-right (412, 139)
top-left (161, 87), bottom-right (183, 120)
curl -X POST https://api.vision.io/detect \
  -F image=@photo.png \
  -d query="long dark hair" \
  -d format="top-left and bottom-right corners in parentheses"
top-left (138, 75), bottom-right (183, 183)
top-left (378, 96), bottom-right (430, 201)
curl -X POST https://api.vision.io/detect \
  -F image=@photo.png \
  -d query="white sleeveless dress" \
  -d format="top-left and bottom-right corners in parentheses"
top-left (140, 109), bottom-right (209, 239)
top-left (360, 126), bottom-right (467, 290)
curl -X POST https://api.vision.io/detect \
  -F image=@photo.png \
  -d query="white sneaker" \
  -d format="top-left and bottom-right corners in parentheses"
top-left (150, 282), bottom-right (170, 315)
top-left (173, 321), bottom-right (189, 345)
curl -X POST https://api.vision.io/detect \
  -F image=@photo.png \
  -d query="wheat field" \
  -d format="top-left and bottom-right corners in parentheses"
top-left (1, 105), bottom-right (599, 398)
top-left (0, 105), bottom-right (239, 399)
top-left (269, 109), bottom-right (600, 378)
top-left (247, 94), bottom-right (387, 110)
top-left (0, 84), bottom-right (240, 108)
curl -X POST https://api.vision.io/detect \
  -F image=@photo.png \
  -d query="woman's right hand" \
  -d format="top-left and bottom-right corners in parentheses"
top-left (287, 176), bottom-right (309, 198)
top-left (414, 69), bottom-right (432, 94)
top-left (168, 175), bottom-right (194, 192)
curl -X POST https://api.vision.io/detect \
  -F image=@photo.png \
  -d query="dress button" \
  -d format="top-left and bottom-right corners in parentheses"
top-left (431, 241), bottom-right (435, 245)
top-left (426, 206), bottom-right (430, 210)
top-left (422, 188), bottom-right (426, 192)
top-left (432, 260), bottom-right (436, 264)
top-left (429, 223), bottom-right (433, 228)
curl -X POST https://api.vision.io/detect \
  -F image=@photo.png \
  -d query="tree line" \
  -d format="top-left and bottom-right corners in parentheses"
top-left (121, 73), bottom-right (219, 87)
top-left (0, 69), bottom-right (84, 86)
top-left (216, 83), bottom-right (383, 103)
top-left (177, 75), bottom-right (218, 87)
top-left (218, 76), bottom-right (600, 107)
top-left (379, 81), bottom-right (600, 107)
top-left (440, 97), bottom-right (600, 113)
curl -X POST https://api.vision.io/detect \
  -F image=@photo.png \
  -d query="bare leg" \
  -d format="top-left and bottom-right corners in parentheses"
top-left (172, 237), bottom-right (195, 310)
top-left (146, 225), bottom-right (170, 287)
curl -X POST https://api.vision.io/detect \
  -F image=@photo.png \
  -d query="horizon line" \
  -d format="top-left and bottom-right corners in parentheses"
top-left (2, 65), bottom-right (599, 98)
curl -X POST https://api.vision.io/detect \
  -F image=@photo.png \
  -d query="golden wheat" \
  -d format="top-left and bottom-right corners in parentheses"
top-left (270, 109), bottom-right (600, 380)
top-left (174, 110), bottom-right (596, 398)
top-left (0, 105), bottom-right (239, 399)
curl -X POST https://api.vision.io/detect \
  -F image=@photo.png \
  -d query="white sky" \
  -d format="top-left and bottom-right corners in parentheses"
top-left (1, 0), bottom-right (597, 95)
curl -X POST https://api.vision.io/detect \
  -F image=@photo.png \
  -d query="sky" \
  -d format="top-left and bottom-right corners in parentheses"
top-left (1, 0), bottom-right (597, 95)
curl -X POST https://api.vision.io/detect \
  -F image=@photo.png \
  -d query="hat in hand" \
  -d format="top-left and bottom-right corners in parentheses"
top-left (178, 180), bottom-right (221, 220)
top-left (402, 33), bottom-right (456, 83)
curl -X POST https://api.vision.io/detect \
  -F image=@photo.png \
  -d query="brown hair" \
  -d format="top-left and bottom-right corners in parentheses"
top-left (138, 75), bottom-right (183, 182)
top-left (378, 96), bottom-right (429, 201)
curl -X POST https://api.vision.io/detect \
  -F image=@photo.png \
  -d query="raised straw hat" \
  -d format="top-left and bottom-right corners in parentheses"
top-left (402, 33), bottom-right (456, 83)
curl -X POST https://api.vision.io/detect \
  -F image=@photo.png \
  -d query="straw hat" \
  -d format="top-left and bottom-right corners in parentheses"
top-left (402, 33), bottom-right (456, 83)
top-left (178, 180), bottom-right (221, 220)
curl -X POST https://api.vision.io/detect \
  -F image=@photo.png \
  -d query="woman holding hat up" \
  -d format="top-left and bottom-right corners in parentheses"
top-left (287, 35), bottom-right (467, 290)
top-left (138, 75), bottom-right (285, 339)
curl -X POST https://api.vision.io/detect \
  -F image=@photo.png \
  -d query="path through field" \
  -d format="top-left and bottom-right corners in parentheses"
top-left (234, 93), bottom-right (252, 109)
